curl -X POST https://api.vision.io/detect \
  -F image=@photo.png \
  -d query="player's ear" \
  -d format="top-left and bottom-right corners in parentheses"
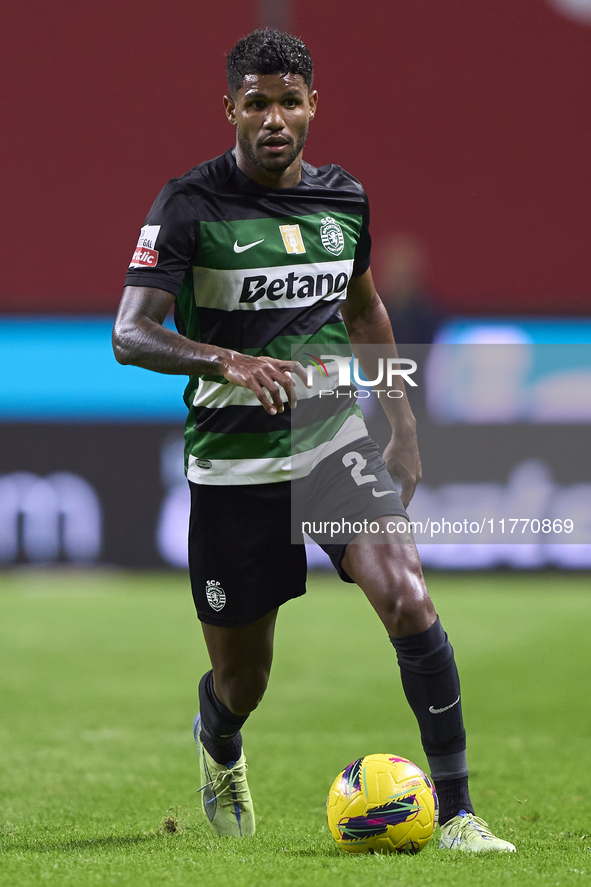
top-left (308, 89), bottom-right (318, 121)
top-left (224, 95), bottom-right (237, 125)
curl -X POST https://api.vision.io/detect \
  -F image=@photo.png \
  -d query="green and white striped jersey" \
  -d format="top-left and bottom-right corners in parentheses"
top-left (125, 149), bottom-right (372, 485)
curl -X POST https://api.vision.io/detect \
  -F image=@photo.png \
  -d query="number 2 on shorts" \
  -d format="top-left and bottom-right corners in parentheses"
top-left (342, 451), bottom-right (377, 486)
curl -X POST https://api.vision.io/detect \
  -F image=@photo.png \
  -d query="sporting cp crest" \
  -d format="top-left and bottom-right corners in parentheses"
top-left (320, 216), bottom-right (345, 256)
top-left (205, 580), bottom-right (226, 611)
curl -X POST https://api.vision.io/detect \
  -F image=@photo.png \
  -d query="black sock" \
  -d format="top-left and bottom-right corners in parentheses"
top-left (390, 617), bottom-right (473, 820)
top-left (198, 670), bottom-right (247, 765)
top-left (435, 776), bottom-right (474, 825)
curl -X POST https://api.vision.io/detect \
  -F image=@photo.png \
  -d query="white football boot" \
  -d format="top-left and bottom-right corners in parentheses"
top-left (193, 713), bottom-right (255, 836)
top-left (439, 809), bottom-right (516, 852)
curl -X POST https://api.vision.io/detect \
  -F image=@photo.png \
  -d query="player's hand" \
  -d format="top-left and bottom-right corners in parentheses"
top-left (219, 353), bottom-right (310, 415)
top-left (382, 423), bottom-right (422, 507)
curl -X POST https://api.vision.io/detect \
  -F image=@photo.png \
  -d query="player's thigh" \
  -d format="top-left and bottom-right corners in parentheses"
top-left (300, 436), bottom-right (409, 576)
top-left (342, 517), bottom-right (436, 636)
top-left (297, 438), bottom-right (435, 635)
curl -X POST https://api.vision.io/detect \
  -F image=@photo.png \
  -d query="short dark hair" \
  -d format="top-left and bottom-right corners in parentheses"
top-left (226, 29), bottom-right (314, 97)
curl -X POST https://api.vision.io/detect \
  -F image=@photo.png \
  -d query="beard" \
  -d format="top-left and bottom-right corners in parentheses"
top-left (237, 128), bottom-right (309, 174)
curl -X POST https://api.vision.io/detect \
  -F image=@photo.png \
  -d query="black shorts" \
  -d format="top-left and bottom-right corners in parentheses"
top-left (188, 436), bottom-right (409, 626)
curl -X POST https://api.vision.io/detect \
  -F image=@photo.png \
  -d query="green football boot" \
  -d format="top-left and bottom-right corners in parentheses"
top-left (193, 714), bottom-right (255, 836)
top-left (439, 809), bottom-right (516, 852)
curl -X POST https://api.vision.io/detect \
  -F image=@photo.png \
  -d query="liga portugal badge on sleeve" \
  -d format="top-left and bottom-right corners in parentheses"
top-left (129, 225), bottom-right (161, 268)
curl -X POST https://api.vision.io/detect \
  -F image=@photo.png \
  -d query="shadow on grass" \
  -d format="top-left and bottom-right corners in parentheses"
top-left (2, 833), bottom-right (159, 854)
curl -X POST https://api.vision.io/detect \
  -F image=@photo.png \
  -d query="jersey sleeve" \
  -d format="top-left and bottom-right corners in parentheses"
top-left (352, 189), bottom-right (371, 277)
top-left (124, 180), bottom-right (199, 296)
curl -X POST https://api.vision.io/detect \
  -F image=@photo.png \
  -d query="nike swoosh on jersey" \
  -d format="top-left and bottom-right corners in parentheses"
top-left (429, 695), bottom-right (461, 714)
top-left (372, 488), bottom-right (398, 498)
top-left (233, 238), bottom-right (265, 253)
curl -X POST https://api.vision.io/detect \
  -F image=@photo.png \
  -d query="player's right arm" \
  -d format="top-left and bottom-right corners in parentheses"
top-left (112, 285), bottom-right (305, 415)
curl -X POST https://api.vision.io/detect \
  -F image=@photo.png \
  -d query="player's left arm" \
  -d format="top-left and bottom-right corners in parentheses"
top-left (341, 267), bottom-right (422, 506)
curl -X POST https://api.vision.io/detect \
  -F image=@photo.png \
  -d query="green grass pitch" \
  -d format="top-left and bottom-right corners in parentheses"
top-left (1, 569), bottom-right (590, 886)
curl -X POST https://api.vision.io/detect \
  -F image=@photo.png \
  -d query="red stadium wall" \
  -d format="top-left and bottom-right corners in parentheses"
top-left (1, 0), bottom-right (590, 314)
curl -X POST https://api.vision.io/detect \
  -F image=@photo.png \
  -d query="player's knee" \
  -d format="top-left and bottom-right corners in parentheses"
top-left (390, 590), bottom-right (435, 636)
top-left (379, 561), bottom-right (436, 636)
top-left (219, 667), bottom-right (270, 716)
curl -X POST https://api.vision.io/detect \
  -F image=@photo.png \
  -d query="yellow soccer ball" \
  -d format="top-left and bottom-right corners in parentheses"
top-left (326, 754), bottom-right (438, 854)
